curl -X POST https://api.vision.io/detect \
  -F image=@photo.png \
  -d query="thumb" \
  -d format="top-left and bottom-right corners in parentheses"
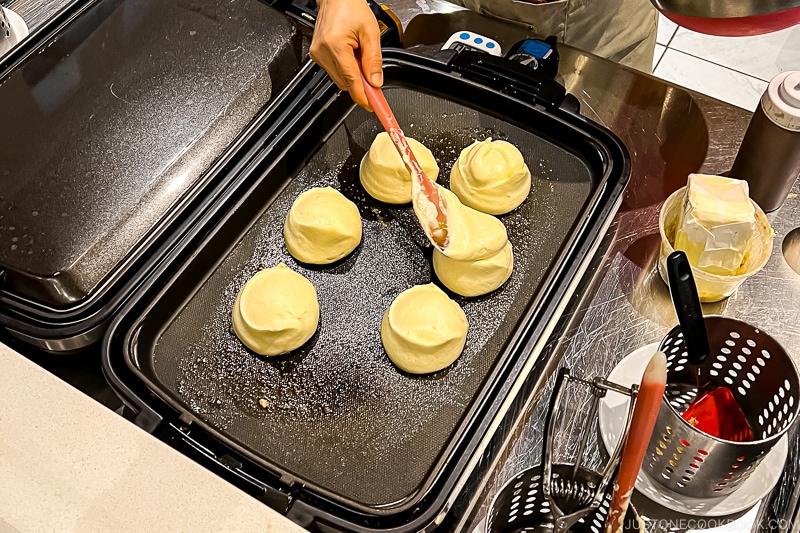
top-left (359, 25), bottom-right (383, 88)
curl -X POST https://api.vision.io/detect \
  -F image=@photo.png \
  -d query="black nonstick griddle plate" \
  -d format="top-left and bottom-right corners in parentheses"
top-left (104, 49), bottom-right (629, 529)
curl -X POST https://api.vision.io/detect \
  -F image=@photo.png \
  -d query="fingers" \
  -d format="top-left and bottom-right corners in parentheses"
top-left (333, 46), bottom-right (373, 112)
top-left (311, 38), bottom-right (373, 111)
top-left (358, 20), bottom-right (383, 88)
top-left (310, 40), bottom-right (345, 89)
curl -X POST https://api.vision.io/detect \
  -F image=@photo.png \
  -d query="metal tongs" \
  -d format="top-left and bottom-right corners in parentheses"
top-left (541, 369), bottom-right (638, 533)
top-left (358, 70), bottom-right (450, 250)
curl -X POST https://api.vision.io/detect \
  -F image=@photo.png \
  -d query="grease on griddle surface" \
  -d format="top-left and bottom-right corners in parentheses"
top-left (153, 92), bottom-right (592, 507)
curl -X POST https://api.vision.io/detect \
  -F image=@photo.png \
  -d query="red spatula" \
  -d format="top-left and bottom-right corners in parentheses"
top-left (682, 386), bottom-right (753, 442)
top-left (358, 71), bottom-right (449, 250)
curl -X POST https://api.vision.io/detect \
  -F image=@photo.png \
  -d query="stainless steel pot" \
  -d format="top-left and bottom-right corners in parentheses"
top-left (651, 0), bottom-right (800, 35)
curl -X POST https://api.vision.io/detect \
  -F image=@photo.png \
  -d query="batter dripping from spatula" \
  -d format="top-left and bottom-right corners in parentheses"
top-left (358, 70), bottom-right (509, 259)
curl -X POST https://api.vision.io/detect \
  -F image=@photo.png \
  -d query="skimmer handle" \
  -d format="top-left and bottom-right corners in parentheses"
top-left (666, 251), bottom-right (710, 365)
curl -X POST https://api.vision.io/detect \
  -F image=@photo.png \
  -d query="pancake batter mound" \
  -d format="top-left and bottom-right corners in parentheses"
top-left (414, 183), bottom-right (508, 261)
top-left (450, 138), bottom-right (531, 215)
top-left (232, 263), bottom-right (319, 356)
top-left (284, 186), bottom-right (362, 264)
top-left (360, 131), bottom-right (439, 204)
top-left (381, 284), bottom-right (468, 374)
top-left (433, 241), bottom-right (513, 297)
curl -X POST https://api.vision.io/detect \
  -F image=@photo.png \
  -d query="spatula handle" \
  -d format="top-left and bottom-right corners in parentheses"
top-left (359, 72), bottom-right (397, 133)
top-left (357, 70), bottom-right (448, 248)
top-left (358, 71), bottom-right (424, 178)
top-left (666, 251), bottom-right (710, 365)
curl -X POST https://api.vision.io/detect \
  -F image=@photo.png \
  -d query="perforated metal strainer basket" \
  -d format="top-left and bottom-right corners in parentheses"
top-left (488, 370), bottom-right (642, 533)
top-left (644, 316), bottom-right (799, 499)
top-left (488, 464), bottom-right (642, 533)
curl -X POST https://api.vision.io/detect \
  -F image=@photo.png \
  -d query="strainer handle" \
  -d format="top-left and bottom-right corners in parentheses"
top-left (666, 251), bottom-right (710, 365)
top-left (541, 369), bottom-right (638, 533)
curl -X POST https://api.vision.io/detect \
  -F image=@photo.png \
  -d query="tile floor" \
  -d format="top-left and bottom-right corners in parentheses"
top-left (652, 15), bottom-right (800, 111)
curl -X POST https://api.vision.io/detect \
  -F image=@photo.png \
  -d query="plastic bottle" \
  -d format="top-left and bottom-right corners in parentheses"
top-left (730, 71), bottom-right (800, 212)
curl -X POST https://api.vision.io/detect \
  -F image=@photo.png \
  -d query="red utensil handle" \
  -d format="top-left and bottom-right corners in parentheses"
top-left (360, 74), bottom-right (398, 132)
top-left (359, 72), bottom-right (448, 243)
top-left (605, 351), bottom-right (667, 533)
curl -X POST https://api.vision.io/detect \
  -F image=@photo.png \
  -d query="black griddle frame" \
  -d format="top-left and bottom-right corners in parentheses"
top-left (103, 48), bottom-right (630, 532)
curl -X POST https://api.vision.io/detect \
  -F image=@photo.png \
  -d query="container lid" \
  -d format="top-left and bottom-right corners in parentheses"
top-left (762, 71), bottom-right (800, 132)
top-left (0, 0), bottom-right (302, 308)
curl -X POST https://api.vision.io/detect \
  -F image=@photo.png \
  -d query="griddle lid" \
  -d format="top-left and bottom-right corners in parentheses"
top-left (0, 0), bottom-right (303, 309)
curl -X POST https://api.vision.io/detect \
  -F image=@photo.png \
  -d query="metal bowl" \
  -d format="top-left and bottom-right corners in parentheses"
top-left (651, 0), bottom-right (800, 35)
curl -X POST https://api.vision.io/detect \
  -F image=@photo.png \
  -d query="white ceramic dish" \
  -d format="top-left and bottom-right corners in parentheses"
top-left (598, 343), bottom-right (788, 516)
top-left (4, 7), bottom-right (29, 49)
top-left (6, 8), bottom-right (28, 37)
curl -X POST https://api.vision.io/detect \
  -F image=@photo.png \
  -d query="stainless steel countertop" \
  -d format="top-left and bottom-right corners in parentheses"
top-left (3, 0), bottom-right (66, 31)
top-left (400, 9), bottom-right (800, 533)
top-left (459, 51), bottom-right (800, 533)
top-left (4, 2), bottom-right (799, 532)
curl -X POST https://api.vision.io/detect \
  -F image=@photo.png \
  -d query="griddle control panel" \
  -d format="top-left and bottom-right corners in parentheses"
top-left (506, 37), bottom-right (560, 79)
top-left (442, 31), bottom-right (503, 57)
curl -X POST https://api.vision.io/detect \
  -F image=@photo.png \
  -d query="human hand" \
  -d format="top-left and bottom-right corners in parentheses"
top-left (310, 0), bottom-right (383, 112)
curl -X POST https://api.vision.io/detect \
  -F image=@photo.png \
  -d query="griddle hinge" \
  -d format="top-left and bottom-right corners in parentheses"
top-left (178, 412), bottom-right (195, 426)
top-left (447, 49), bottom-right (566, 108)
top-left (130, 402), bottom-right (164, 433)
top-left (259, 486), bottom-right (293, 515)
